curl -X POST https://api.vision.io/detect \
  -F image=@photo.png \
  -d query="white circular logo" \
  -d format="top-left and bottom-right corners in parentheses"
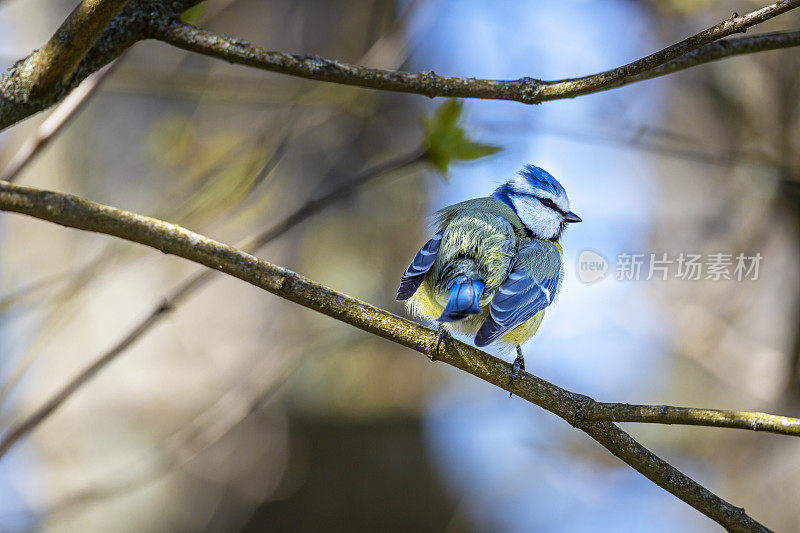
top-left (577, 249), bottom-right (608, 284)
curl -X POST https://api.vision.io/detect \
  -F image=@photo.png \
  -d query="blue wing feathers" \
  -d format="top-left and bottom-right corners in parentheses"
top-left (396, 231), bottom-right (444, 301)
top-left (398, 231), bottom-right (562, 348)
top-left (474, 241), bottom-right (561, 347)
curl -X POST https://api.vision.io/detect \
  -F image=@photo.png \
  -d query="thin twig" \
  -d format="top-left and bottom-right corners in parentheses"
top-left (0, 149), bottom-right (425, 461)
top-left (0, 9), bottom-right (427, 433)
top-left (3, 335), bottom-right (340, 522)
top-left (0, 179), bottom-right (776, 532)
top-left (0, 271), bottom-right (71, 313)
top-left (0, 61), bottom-right (119, 184)
top-left (622, 29), bottom-right (800, 86)
top-left (153, 4), bottom-right (800, 105)
top-left (0, 110), bottom-right (296, 405)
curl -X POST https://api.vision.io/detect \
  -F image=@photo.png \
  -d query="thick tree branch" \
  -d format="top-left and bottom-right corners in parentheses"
top-left (0, 149), bottom-right (426, 459)
top-left (2, 148), bottom-right (797, 458)
top-left (8, 0), bottom-right (127, 100)
top-left (153, 3), bottom-right (800, 105)
top-left (0, 179), bottom-right (778, 532)
top-left (585, 402), bottom-right (800, 437)
top-left (0, 0), bottom-right (202, 131)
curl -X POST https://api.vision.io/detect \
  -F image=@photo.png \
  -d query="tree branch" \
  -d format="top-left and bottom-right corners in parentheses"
top-left (0, 61), bottom-right (119, 184)
top-left (621, 29), bottom-right (800, 87)
top-left (0, 179), bottom-right (778, 532)
top-left (152, 3), bottom-right (800, 105)
top-left (2, 1), bottom-right (800, 132)
top-left (584, 402), bottom-right (800, 437)
top-left (0, 149), bottom-right (425, 459)
top-left (8, 0), bottom-right (127, 100)
top-left (0, 0), bottom-right (203, 131)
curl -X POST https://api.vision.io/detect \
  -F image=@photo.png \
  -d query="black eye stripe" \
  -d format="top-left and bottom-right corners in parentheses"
top-left (514, 192), bottom-right (566, 215)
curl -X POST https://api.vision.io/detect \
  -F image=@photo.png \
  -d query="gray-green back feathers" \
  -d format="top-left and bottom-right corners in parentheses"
top-left (429, 197), bottom-right (524, 298)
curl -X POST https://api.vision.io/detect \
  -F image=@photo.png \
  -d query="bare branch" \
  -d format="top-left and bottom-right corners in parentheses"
top-left (11, 0), bottom-right (127, 99)
top-left (0, 180), bottom-right (776, 532)
top-left (2, 1), bottom-right (799, 131)
top-left (0, 61), bottom-right (119, 184)
top-left (0, 149), bottom-right (425, 461)
top-left (0, 0), bottom-right (203, 131)
top-left (584, 402), bottom-right (800, 437)
top-left (621, 29), bottom-right (800, 87)
top-left (153, 2), bottom-right (800, 105)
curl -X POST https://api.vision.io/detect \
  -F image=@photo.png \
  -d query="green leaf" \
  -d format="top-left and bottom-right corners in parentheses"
top-left (422, 99), bottom-right (501, 176)
top-left (180, 2), bottom-right (208, 23)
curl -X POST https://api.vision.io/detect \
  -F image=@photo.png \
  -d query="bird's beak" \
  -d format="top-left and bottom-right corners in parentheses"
top-left (564, 211), bottom-right (582, 223)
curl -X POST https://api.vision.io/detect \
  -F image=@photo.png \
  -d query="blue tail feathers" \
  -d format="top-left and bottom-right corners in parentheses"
top-left (437, 276), bottom-right (485, 322)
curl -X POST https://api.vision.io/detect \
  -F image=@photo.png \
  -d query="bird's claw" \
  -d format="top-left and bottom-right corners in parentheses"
top-left (431, 325), bottom-right (449, 362)
top-left (507, 346), bottom-right (526, 397)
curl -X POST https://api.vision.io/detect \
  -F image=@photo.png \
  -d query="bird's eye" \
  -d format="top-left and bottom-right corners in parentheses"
top-left (540, 198), bottom-right (556, 209)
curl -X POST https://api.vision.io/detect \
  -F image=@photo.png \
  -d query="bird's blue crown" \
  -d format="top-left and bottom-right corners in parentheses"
top-left (492, 165), bottom-right (566, 209)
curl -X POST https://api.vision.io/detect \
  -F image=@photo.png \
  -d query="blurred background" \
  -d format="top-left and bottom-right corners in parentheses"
top-left (0, 0), bottom-right (799, 531)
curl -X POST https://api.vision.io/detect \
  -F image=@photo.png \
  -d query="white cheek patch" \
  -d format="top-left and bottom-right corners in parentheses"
top-left (512, 196), bottom-right (562, 240)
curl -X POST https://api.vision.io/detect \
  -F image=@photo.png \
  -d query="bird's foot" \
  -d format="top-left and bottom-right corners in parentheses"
top-left (507, 346), bottom-right (525, 396)
top-left (430, 325), bottom-right (449, 362)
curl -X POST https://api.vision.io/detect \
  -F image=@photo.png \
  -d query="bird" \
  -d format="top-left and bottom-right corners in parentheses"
top-left (396, 164), bottom-right (581, 385)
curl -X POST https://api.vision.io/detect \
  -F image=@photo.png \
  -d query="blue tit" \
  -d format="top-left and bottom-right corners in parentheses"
top-left (396, 164), bottom-right (581, 382)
